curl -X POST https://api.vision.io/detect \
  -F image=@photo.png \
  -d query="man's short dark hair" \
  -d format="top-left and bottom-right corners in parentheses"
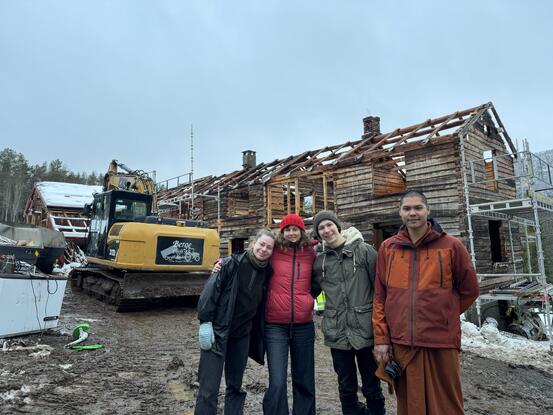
top-left (400, 190), bottom-right (428, 207)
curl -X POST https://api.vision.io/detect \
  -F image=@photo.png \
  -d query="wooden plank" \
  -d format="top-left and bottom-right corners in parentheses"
top-left (287, 182), bottom-right (291, 214)
top-left (323, 175), bottom-right (328, 210)
top-left (294, 178), bottom-right (300, 214)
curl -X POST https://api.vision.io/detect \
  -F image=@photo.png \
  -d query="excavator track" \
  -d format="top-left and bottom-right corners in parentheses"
top-left (70, 266), bottom-right (210, 312)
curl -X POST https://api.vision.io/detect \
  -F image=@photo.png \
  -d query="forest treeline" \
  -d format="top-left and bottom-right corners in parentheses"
top-left (0, 148), bottom-right (103, 223)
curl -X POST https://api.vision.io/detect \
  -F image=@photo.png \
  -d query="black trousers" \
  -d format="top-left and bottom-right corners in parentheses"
top-left (195, 335), bottom-right (250, 415)
top-left (330, 346), bottom-right (385, 415)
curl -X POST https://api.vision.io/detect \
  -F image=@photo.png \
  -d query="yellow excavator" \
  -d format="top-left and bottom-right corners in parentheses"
top-left (70, 160), bottom-right (220, 311)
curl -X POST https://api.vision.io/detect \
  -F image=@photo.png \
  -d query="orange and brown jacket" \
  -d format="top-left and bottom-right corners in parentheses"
top-left (373, 219), bottom-right (479, 350)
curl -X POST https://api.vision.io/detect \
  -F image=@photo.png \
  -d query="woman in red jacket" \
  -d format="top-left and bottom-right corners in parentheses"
top-left (263, 213), bottom-right (317, 415)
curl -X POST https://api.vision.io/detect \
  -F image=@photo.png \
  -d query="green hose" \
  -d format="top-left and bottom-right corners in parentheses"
top-left (64, 323), bottom-right (104, 350)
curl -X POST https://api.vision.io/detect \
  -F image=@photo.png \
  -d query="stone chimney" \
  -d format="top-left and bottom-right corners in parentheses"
top-left (362, 116), bottom-right (380, 136)
top-left (242, 150), bottom-right (256, 170)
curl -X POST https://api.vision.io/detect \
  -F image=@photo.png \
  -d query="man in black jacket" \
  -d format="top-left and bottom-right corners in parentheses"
top-left (194, 230), bottom-right (275, 415)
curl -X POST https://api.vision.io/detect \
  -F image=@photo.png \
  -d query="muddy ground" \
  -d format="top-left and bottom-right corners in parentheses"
top-left (1, 286), bottom-right (552, 415)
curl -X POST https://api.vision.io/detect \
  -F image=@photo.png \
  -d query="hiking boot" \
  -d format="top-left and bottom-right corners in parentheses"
top-left (365, 398), bottom-right (386, 415)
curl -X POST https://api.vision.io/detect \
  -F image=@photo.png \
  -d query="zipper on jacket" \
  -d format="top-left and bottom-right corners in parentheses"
top-left (438, 251), bottom-right (444, 288)
top-left (339, 250), bottom-right (350, 311)
top-left (290, 247), bottom-right (297, 323)
top-left (386, 250), bottom-right (396, 286)
top-left (410, 249), bottom-right (417, 346)
top-left (248, 270), bottom-right (256, 290)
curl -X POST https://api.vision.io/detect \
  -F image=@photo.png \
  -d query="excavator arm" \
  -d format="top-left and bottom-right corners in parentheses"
top-left (104, 160), bottom-right (156, 209)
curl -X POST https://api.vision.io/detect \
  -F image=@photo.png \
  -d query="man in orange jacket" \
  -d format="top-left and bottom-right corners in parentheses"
top-left (372, 190), bottom-right (479, 415)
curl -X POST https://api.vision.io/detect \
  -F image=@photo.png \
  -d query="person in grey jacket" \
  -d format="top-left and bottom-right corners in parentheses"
top-left (312, 211), bottom-right (385, 415)
top-left (194, 229), bottom-right (275, 415)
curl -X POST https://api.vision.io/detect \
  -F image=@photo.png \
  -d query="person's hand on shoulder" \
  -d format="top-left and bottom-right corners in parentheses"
top-left (212, 258), bottom-right (223, 273)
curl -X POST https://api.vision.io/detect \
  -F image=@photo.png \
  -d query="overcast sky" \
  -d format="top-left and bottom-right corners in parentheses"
top-left (1, 1), bottom-right (552, 185)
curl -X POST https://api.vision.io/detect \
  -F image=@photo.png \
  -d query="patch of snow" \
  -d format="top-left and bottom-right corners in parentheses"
top-left (0, 385), bottom-right (31, 402)
top-left (63, 316), bottom-right (102, 323)
top-left (59, 364), bottom-right (73, 370)
top-left (1, 370), bottom-right (9, 377)
top-left (1, 390), bottom-right (18, 401)
top-left (36, 182), bottom-right (102, 209)
top-left (53, 262), bottom-right (81, 276)
top-left (462, 319), bottom-right (553, 371)
top-left (53, 259), bottom-right (87, 276)
top-left (30, 349), bottom-right (51, 358)
top-left (3, 343), bottom-right (53, 354)
top-left (58, 328), bottom-right (71, 336)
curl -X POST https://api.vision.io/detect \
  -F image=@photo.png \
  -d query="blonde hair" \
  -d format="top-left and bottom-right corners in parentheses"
top-left (253, 229), bottom-right (276, 242)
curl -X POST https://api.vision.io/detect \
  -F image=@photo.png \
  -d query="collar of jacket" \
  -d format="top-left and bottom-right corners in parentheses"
top-left (392, 217), bottom-right (444, 247)
top-left (230, 250), bottom-right (273, 277)
top-left (228, 250), bottom-right (248, 267)
top-left (323, 226), bottom-right (364, 256)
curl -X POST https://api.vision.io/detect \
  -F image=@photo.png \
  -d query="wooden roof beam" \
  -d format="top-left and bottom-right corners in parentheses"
top-left (454, 102), bottom-right (493, 138)
top-left (382, 119), bottom-right (466, 147)
top-left (376, 119), bottom-right (434, 152)
top-left (263, 151), bottom-right (312, 183)
top-left (423, 111), bottom-right (459, 144)
top-left (286, 145), bottom-right (341, 171)
top-left (489, 105), bottom-right (517, 154)
top-left (333, 132), bottom-right (393, 164)
top-left (362, 134), bottom-right (457, 161)
top-left (288, 141), bottom-right (358, 173)
top-left (348, 104), bottom-right (486, 160)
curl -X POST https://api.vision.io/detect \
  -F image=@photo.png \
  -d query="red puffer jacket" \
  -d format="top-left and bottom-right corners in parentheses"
top-left (265, 243), bottom-right (317, 324)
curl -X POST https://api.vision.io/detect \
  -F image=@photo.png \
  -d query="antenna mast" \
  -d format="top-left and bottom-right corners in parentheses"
top-left (190, 124), bottom-right (194, 215)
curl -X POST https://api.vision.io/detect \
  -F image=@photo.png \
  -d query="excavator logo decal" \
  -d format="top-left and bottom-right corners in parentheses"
top-left (156, 237), bottom-right (204, 265)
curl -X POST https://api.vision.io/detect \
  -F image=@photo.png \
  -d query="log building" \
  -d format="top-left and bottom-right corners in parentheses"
top-left (157, 102), bottom-right (521, 274)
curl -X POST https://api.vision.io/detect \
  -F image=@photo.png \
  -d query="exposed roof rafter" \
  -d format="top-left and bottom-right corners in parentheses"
top-left (158, 102), bottom-right (514, 201)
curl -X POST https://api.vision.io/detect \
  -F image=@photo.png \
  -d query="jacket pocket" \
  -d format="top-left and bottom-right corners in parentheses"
top-left (419, 249), bottom-right (453, 289)
top-left (387, 249), bottom-right (409, 289)
top-left (353, 303), bottom-right (373, 339)
top-left (322, 308), bottom-right (338, 340)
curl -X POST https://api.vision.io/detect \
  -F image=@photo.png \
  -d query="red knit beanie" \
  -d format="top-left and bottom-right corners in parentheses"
top-left (279, 214), bottom-right (305, 231)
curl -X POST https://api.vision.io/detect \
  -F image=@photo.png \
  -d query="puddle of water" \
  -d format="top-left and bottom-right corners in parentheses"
top-left (166, 380), bottom-right (195, 402)
top-left (117, 371), bottom-right (138, 380)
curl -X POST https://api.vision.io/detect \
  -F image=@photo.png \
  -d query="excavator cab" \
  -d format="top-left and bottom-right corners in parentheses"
top-left (86, 190), bottom-right (152, 259)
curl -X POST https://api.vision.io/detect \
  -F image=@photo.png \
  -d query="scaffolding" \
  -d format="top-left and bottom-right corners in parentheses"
top-left (460, 135), bottom-right (553, 349)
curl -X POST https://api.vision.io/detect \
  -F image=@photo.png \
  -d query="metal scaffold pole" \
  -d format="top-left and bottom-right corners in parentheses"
top-left (524, 140), bottom-right (553, 350)
top-left (508, 220), bottom-right (516, 274)
top-left (459, 132), bottom-right (481, 325)
top-left (190, 124), bottom-right (194, 216)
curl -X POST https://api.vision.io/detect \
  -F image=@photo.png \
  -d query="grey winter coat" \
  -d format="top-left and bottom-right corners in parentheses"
top-left (312, 227), bottom-right (377, 350)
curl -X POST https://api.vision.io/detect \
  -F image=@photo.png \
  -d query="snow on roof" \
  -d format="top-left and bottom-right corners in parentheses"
top-left (36, 181), bottom-right (103, 208)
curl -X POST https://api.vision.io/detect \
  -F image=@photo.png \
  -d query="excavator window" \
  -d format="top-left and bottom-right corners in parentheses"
top-left (114, 199), bottom-right (148, 221)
